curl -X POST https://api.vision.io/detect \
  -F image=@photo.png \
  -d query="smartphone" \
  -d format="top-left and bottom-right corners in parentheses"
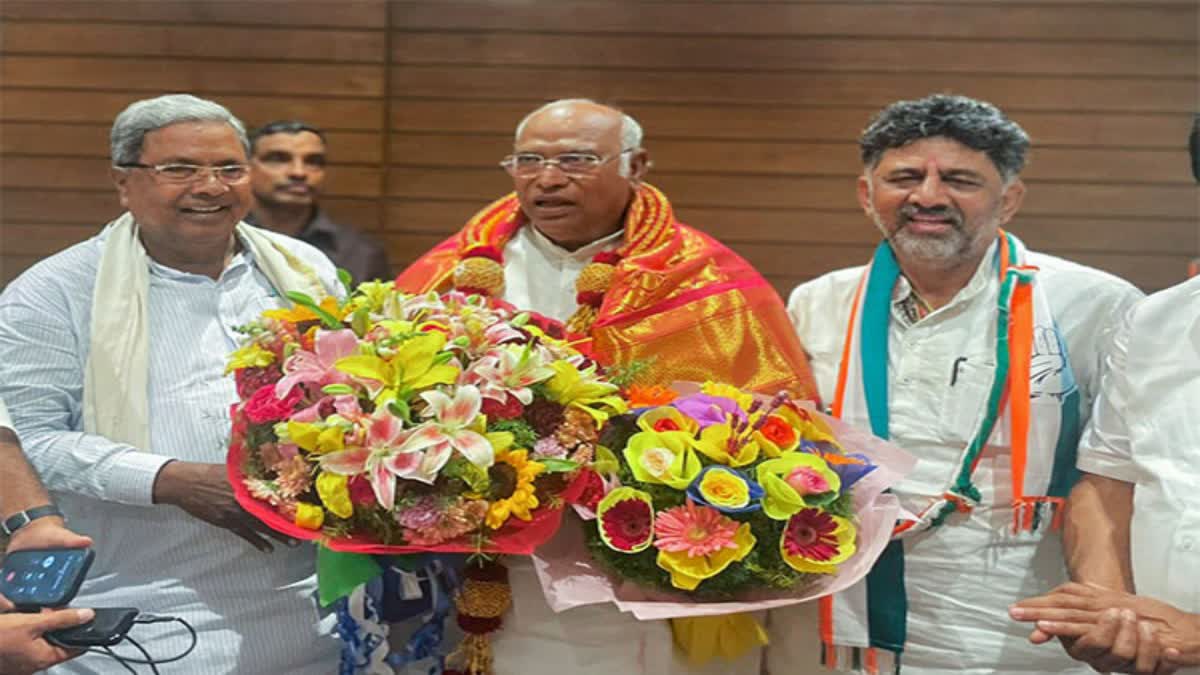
top-left (0, 547), bottom-right (93, 609)
top-left (44, 607), bottom-right (138, 648)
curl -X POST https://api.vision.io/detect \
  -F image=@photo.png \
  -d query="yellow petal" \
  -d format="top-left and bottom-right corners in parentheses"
top-left (316, 472), bottom-right (353, 519)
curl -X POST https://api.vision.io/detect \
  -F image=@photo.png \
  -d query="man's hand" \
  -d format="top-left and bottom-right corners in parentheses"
top-left (152, 461), bottom-right (295, 552)
top-left (1011, 582), bottom-right (1198, 674)
top-left (6, 517), bottom-right (92, 554)
top-left (0, 607), bottom-right (94, 675)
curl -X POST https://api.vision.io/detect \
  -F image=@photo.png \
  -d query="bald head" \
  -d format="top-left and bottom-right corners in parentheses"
top-left (507, 98), bottom-right (650, 250)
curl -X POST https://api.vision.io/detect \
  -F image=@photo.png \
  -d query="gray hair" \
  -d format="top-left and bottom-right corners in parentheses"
top-left (514, 98), bottom-right (644, 175)
top-left (110, 94), bottom-right (249, 165)
top-left (859, 94), bottom-right (1030, 181)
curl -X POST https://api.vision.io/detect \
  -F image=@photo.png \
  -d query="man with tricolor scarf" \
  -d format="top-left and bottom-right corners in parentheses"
top-left (771, 94), bottom-right (1142, 674)
top-left (395, 99), bottom-right (816, 674)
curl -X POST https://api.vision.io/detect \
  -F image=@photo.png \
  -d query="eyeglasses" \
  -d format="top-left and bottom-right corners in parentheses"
top-left (116, 162), bottom-right (251, 184)
top-left (499, 149), bottom-right (634, 178)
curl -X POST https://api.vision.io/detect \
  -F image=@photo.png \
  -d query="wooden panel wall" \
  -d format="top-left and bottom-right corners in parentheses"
top-left (2, 0), bottom-right (1196, 295)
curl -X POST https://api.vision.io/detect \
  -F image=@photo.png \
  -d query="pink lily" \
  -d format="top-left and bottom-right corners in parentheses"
top-left (463, 344), bottom-right (554, 405)
top-left (275, 328), bottom-right (359, 398)
top-left (318, 410), bottom-right (420, 510)
top-left (393, 385), bottom-right (493, 482)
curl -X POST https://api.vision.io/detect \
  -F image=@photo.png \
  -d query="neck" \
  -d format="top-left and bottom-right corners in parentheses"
top-left (251, 203), bottom-right (314, 237)
top-left (144, 236), bottom-right (238, 281)
top-left (896, 251), bottom-right (987, 310)
top-left (532, 221), bottom-right (622, 252)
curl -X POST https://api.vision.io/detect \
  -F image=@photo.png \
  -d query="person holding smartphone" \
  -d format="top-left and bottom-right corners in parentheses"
top-left (0, 396), bottom-right (95, 674)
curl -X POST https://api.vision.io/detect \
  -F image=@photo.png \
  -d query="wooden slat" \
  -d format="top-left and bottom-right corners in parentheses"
top-left (380, 199), bottom-right (1197, 255)
top-left (0, 22), bottom-right (385, 63)
top-left (382, 167), bottom-right (1199, 219)
top-left (391, 100), bottom-right (1194, 149)
top-left (390, 67), bottom-right (1195, 113)
top-left (0, 122), bottom-right (384, 164)
top-left (1, 90), bottom-right (384, 131)
top-left (392, 33), bottom-right (1194, 78)
top-left (387, 2), bottom-right (1196, 41)
top-left (0, 1), bottom-right (387, 28)
top-left (0, 158), bottom-right (383, 198)
top-left (387, 134), bottom-right (1192, 184)
top-left (0, 224), bottom-right (102, 256)
top-left (2, 57), bottom-right (384, 97)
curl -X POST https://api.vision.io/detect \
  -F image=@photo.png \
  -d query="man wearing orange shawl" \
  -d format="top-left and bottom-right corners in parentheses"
top-left (395, 99), bottom-right (816, 674)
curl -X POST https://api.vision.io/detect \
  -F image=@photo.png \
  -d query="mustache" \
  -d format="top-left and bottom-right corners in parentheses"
top-left (899, 204), bottom-right (963, 227)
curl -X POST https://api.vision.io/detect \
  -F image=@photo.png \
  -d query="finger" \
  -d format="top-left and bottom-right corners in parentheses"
top-left (1029, 627), bottom-right (1055, 645)
top-left (1036, 620), bottom-right (1097, 638)
top-left (229, 523), bottom-right (274, 553)
top-left (247, 519), bottom-right (300, 546)
top-left (31, 608), bottom-right (95, 635)
top-left (1069, 609), bottom-right (1123, 663)
top-left (1014, 606), bottom-right (1106, 624)
top-left (0, 592), bottom-right (14, 612)
top-left (1134, 621), bottom-right (1162, 675)
top-left (1088, 610), bottom-right (1139, 673)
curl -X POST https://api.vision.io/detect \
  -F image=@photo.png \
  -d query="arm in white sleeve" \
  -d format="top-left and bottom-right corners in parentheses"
top-left (0, 260), bottom-right (171, 506)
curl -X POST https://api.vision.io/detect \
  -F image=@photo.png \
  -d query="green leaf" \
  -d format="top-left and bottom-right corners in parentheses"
top-left (351, 307), bottom-right (370, 338)
top-left (388, 399), bottom-right (411, 423)
top-left (538, 458), bottom-right (579, 473)
top-left (317, 546), bottom-right (382, 607)
top-left (336, 268), bottom-right (354, 297)
top-left (285, 291), bottom-right (342, 329)
top-left (321, 384), bottom-right (355, 396)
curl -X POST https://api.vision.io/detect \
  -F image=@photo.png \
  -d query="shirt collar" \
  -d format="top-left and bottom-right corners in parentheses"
top-left (521, 224), bottom-right (624, 263)
top-left (891, 238), bottom-right (1001, 324)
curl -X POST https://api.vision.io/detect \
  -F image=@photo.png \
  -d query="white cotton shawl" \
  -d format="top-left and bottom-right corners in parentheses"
top-left (82, 211), bottom-right (328, 450)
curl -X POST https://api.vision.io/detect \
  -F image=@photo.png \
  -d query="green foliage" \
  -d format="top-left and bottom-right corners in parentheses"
top-left (488, 419), bottom-right (538, 449)
top-left (605, 358), bottom-right (657, 389)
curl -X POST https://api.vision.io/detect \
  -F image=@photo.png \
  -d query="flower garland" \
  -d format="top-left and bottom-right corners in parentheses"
top-left (449, 183), bottom-right (676, 336)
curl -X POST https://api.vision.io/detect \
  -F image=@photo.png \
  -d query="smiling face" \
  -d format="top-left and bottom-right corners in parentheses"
top-left (113, 121), bottom-right (251, 274)
top-left (858, 136), bottom-right (1025, 268)
top-left (511, 102), bottom-right (648, 250)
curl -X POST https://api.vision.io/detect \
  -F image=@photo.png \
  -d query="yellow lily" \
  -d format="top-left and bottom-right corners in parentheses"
top-left (334, 332), bottom-right (459, 404)
top-left (544, 360), bottom-right (627, 424)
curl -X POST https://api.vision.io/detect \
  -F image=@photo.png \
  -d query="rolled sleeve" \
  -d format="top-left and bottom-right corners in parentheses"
top-left (1076, 304), bottom-right (1139, 484)
top-left (0, 247), bottom-right (170, 506)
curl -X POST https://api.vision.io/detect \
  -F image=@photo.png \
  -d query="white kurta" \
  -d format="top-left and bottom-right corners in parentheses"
top-left (400, 223), bottom-right (762, 675)
top-left (1077, 276), bottom-right (1200, 617)
top-left (0, 229), bottom-right (344, 674)
top-left (772, 244), bottom-right (1142, 675)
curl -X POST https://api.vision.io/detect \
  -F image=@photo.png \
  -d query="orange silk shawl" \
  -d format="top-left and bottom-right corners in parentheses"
top-left (395, 184), bottom-right (817, 400)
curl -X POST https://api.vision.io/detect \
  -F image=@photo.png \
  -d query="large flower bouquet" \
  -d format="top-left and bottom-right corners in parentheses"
top-left (226, 284), bottom-right (626, 554)
top-left (532, 383), bottom-right (913, 664)
top-left (583, 383), bottom-right (875, 598)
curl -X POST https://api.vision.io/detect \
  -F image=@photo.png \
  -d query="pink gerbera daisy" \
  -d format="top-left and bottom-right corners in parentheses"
top-left (653, 500), bottom-right (741, 558)
top-left (782, 508), bottom-right (841, 561)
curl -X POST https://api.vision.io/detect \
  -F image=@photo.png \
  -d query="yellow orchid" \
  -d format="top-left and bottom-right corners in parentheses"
top-left (345, 280), bottom-right (395, 314)
top-left (691, 422), bottom-right (761, 468)
top-left (282, 421), bottom-right (346, 454)
top-left (544, 360), bottom-right (628, 424)
top-left (225, 343), bottom-right (275, 375)
top-left (334, 332), bottom-right (459, 404)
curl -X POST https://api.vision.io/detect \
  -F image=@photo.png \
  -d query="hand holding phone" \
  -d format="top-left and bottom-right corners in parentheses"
top-left (43, 607), bottom-right (138, 648)
top-left (0, 548), bottom-right (93, 610)
top-left (0, 607), bottom-right (94, 675)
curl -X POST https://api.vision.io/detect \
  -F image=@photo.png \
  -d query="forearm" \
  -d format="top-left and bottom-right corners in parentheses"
top-left (0, 429), bottom-right (53, 517)
top-left (1064, 472), bottom-right (1135, 591)
top-left (20, 430), bottom-right (172, 507)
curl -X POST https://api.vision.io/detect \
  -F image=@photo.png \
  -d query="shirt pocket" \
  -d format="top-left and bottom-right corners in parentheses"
top-left (939, 354), bottom-right (1000, 446)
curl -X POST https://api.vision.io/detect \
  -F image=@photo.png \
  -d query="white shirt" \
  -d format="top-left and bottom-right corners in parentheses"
top-left (501, 224), bottom-right (623, 323)
top-left (0, 398), bottom-right (11, 431)
top-left (0, 229), bottom-right (344, 674)
top-left (398, 224), bottom-right (761, 675)
top-left (1077, 276), bottom-right (1200, 614)
top-left (771, 244), bottom-right (1142, 675)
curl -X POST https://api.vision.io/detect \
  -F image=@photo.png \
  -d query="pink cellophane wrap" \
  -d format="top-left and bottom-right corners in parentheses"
top-left (531, 407), bottom-right (916, 620)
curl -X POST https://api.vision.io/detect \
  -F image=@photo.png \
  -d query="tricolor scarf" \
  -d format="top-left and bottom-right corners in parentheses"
top-left (817, 231), bottom-right (1082, 673)
top-left (444, 183), bottom-right (675, 335)
top-left (83, 212), bottom-right (329, 450)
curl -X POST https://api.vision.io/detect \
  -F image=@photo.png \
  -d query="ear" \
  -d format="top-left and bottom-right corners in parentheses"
top-left (628, 148), bottom-right (650, 182)
top-left (111, 167), bottom-right (132, 209)
top-left (855, 174), bottom-right (874, 217)
top-left (997, 178), bottom-right (1026, 225)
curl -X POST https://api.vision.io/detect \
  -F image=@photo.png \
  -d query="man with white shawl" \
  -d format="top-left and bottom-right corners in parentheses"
top-left (0, 94), bottom-right (343, 673)
top-left (770, 94), bottom-right (1142, 674)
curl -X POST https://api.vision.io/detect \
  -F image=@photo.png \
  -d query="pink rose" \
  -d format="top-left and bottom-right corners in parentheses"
top-left (243, 384), bottom-right (304, 424)
top-left (785, 467), bottom-right (831, 496)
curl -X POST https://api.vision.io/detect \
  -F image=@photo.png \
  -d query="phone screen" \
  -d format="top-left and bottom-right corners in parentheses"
top-left (0, 548), bottom-right (93, 608)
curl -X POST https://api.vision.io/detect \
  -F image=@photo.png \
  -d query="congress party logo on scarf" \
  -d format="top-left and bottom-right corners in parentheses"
top-left (817, 230), bottom-right (1081, 673)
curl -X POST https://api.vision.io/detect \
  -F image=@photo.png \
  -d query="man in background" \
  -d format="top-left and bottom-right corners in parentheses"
top-left (248, 120), bottom-right (391, 282)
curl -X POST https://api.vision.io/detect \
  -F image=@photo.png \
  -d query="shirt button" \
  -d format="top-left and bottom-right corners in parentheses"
top-left (1181, 537), bottom-right (1195, 552)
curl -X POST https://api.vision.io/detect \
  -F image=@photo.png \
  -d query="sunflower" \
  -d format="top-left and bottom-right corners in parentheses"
top-left (485, 449), bottom-right (546, 529)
